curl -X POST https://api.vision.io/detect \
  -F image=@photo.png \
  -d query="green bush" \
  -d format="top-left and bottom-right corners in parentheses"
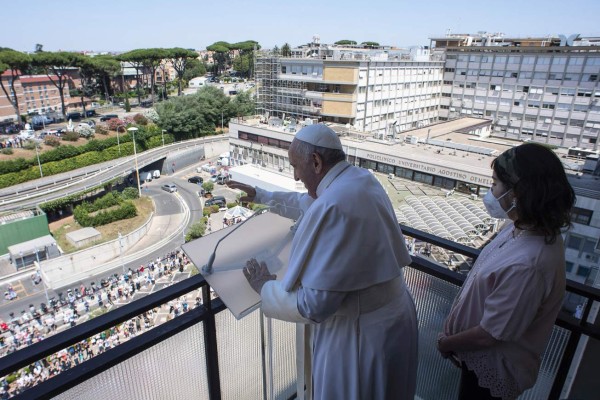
top-left (0, 148), bottom-right (13, 155)
top-left (44, 136), bottom-right (61, 147)
top-left (73, 193), bottom-right (137, 227)
top-left (121, 187), bottom-right (139, 200)
top-left (133, 113), bottom-right (148, 125)
top-left (226, 202), bottom-right (237, 208)
top-left (202, 181), bottom-right (214, 193)
top-left (95, 125), bottom-right (109, 135)
top-left (62, 132), bottom-right (79, 142)
top-left (22, 140), bottom-right (38, 150)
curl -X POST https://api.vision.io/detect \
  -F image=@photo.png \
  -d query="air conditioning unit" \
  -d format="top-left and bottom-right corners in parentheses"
top-left (470, 194), bottom-right (478, 200)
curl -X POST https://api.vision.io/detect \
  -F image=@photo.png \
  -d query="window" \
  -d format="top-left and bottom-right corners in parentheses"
top-left (572, 207), bottom-right (593, 225)
top-left (569, 57), bottom-right (584, 65)
top-left (523, 56), bottom-right (536, 65)
top-left (567, 235), bottom-right (583, 250)
top-left (576, 266), bottom-right (591, 278)
top-left (584, 57), bottom-right (600, 66)
top-left (565, 262), bottom-right (574, 273)
top-left (508, 56), bottom-right (520, 64)
top-left (281, 66), bottom-right (286, 73)
top-left (561, 88), bottom-right (576, 97)
top-left (577, 89), bottom-right (592, 97)
top-left (537, 56), bottom-right (551, 65)
top-left (552, 57), bottom-right (567, 65)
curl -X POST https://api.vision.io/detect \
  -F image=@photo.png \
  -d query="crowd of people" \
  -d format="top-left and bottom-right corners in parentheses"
top-left (0, 249), bottom-right (206, 398)
top-left (0, 135), bottom-right (26, 150)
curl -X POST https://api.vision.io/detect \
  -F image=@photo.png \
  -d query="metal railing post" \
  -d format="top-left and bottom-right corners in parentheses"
top-left (202, 285), bottom-right (222, 400)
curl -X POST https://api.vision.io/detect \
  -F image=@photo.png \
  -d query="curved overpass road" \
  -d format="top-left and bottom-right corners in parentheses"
top-left (0, 135), bottom-right (227, 212)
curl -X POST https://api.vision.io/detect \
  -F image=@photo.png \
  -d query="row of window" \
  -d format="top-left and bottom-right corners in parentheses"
top-left (450, 69), bottom-right (598, 82)
top-left (448, 53), bottom-right (600, 67)
top-left (451, 83), bottom-right (600, 97)
top-left (237, 131), bottom-right (291, 151)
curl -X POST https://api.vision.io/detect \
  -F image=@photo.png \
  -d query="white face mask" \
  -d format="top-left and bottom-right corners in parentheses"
top-left (483, 189), bottom-right (515, 219)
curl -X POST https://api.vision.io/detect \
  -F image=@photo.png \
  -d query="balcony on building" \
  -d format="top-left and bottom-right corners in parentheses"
top-left (2, 220), bottom-right (599, 400)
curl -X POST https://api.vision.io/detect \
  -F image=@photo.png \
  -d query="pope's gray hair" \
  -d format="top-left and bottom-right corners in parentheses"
top-left (292, 139), bottom-right (346, 167)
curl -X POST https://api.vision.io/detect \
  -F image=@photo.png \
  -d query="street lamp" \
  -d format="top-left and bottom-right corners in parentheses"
top-left (127, 127), bottom-right (142, 198)
top-left (118, 232), bottom-right (125, 274)
top-left (35, 143), bottom-right (43, 177)
top-left (116, 125), bottom-right (123, 155)
top-left (161, 129), bottom-right (166, 147)
top-left (34, 247), bottom-right (50, 304)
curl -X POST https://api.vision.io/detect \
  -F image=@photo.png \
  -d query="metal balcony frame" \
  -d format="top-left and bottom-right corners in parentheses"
top-left (2, 225), bottom-right (600, 400)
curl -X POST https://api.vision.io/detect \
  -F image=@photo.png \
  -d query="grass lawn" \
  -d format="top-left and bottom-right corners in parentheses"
top-left (49, 196), bottom-right (154, 253)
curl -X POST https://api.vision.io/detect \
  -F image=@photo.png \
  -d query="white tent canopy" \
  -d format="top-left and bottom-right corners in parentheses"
top-left (224, 206), bottom-right (254, 221)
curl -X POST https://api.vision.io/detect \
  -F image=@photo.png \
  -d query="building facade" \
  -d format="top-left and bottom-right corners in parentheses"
top-left (431, 33), bottom-right (600, 150)
top-left (0, 72), bottom-right (75, 124)
top-left (255, 43), bottom-right (444, 138)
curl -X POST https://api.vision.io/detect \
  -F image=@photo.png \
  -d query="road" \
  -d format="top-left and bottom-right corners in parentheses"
top-left (0, 158), bottom-right (238, 322)
top-left (0, 135), bottom-right (227, 212)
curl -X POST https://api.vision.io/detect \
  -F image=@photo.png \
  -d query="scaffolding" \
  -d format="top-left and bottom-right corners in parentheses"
top-left (254, 51), bottom-right (322, 124)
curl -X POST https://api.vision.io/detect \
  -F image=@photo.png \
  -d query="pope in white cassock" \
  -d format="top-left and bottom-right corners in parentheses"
top-left (230, 124), bottom-right (418, 400)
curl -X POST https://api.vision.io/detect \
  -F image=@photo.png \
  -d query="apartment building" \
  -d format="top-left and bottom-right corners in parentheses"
top-left (430, 33), bottom-right (600, 150)
top-left (564, 172), bottom-right (600, 291)
top-left (255, 42), bottom-right (444, 138)
top-left (0, 72), bottom-right (74, 124)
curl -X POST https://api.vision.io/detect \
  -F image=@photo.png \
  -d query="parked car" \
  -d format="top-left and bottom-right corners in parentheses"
top-left (85, 109), bottom-right (96, 117)
top-left (187, 176), bottom-right (204, 184)
top-left (161, 183), bottom-right (177, 193)
top-left (152, 170), bottom-right (161, 179)
top-left (205, 196), bottom-right (226, 207)
top-left (196, 163), bottom-right (212, 173)
top-left (217, 175), bottom-right (230, 185)
top-left (66, 112), bottom-right (82, 121)
top-left (99, 114), bottom-right (118, 122)
top-left (210, 175), bottom-right (219, 182)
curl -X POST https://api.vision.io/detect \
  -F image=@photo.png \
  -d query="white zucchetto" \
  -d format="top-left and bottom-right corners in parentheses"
top-left (295, 124), bottom-right (343, 150)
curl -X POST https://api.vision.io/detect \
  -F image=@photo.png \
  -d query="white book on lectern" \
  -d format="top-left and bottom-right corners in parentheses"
top-left (181, 212), bottom-right (295, 319)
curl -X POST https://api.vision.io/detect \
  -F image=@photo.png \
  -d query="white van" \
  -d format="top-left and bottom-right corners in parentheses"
top-left (152, 170), bottom-right (161, 179)
top-left (141, 172), bottom-right (153, 182)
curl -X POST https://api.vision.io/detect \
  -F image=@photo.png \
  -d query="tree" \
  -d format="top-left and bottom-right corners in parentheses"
top-left (185, 219), bottom-right (206, 242)
top-left (272, 45), bottom-right (280, 56)
top-left (92, 55), bottom-right (121, 103)
top-left (228, 90), bottom-right (256, 118)
top-left (0, 49), bottom-right (31, 123)
top-left (168, 48), bottom-right (199, 96)
top-left (155, 86), bottom-right (230, 140)
top-left (335, 40), bottom-right (357, 45)
top-left (75, 56), bottom-right (98, 117)
top-left (202, 181), bottom-right (214, 193)
top-left (117, 50), bottom-right (146, 105)
top-left (361, 41), bottom-right (380, 48)
top-left (137, 48), bottom-right (167, 105)
top-left (206, 41), bottom-right (234, 76)
top-left (182, 58), bottom-right (206, 82)
top-left (232, 54), bottom-right (252, 77)
top-left (32, 52), bottom-right (84, 119)
top-left (281, 43), bottom-right (291, 57)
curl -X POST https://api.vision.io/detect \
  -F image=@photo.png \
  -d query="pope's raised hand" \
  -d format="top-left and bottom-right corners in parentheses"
top-left (243, 258), bottom-right (276, 294)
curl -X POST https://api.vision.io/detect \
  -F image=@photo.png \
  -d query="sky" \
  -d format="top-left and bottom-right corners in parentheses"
top-left (2, 0), bottom-right (599, 53)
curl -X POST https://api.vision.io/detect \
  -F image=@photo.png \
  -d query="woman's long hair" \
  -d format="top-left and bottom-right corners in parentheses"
top-left (493, 143), bottom-right (576, 244)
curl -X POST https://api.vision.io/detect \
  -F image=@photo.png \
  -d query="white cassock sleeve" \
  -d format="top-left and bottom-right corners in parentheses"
top-left (261, 281), bottom-right (314, 324)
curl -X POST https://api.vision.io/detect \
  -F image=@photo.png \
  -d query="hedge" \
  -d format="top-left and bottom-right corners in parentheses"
top-left (0, 125), bottom-right (175, 189)
top-left (73, 192), bottom-right (137, 227)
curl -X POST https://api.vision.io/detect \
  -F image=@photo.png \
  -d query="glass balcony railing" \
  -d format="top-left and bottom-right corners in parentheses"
top-left (1, 224), bottom-right (599, 400)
